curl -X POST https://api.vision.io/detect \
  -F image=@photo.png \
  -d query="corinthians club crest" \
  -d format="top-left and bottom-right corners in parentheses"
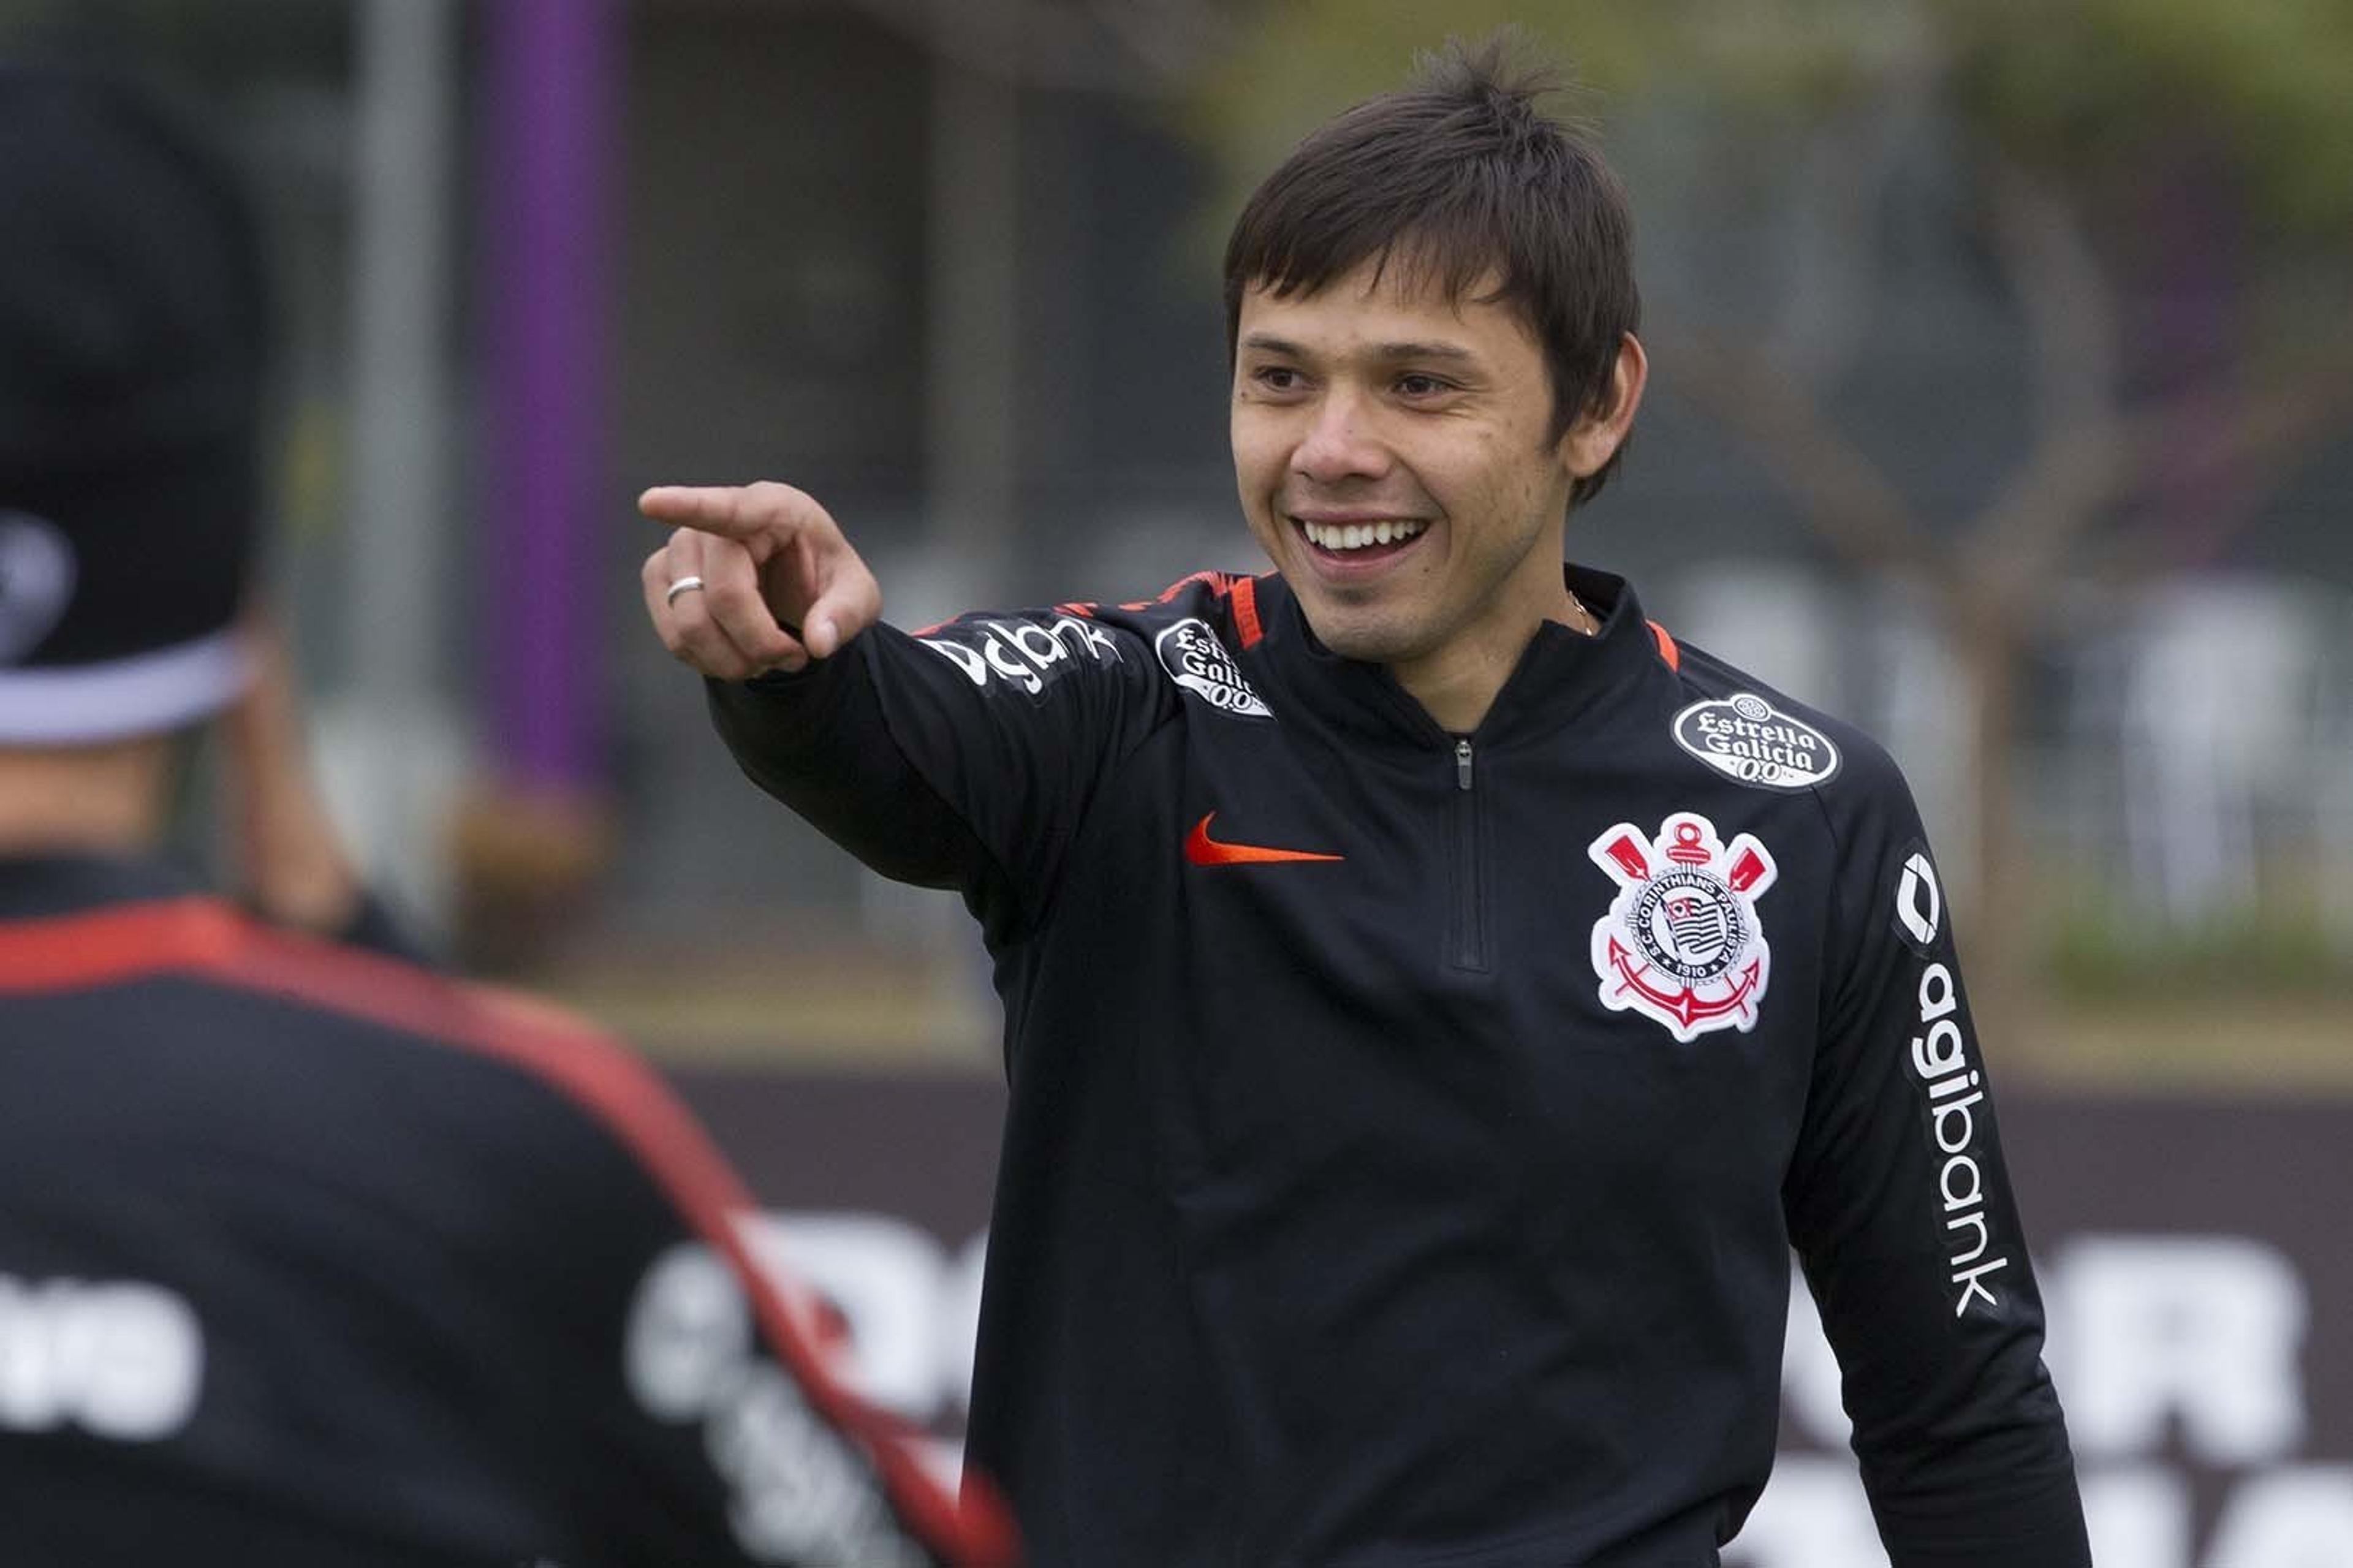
top-left (1588, 812), bottom-right (1778, 1042)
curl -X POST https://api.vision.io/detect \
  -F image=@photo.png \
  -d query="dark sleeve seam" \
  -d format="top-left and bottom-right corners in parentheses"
top-left (1017, 637), bottom-right (1184, 947)
top-left (869, 613), bottom-right (1175, 940)
top-left (950, 615), bottom-right (1178, 941)
top-left (1805, 773), bottom-right (1853, 1050)
top-left (861, 651), bottom-right (1043, 937)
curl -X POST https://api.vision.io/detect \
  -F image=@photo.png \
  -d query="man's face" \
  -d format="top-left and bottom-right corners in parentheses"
top-left (1230, 258), bottom-right (1595, 689)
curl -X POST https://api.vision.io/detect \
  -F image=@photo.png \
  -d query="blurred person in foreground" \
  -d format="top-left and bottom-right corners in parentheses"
top-left (641, 36), bottom-right (2088, 1568)
top-left (0, 63), bottom-right (1012, 1568)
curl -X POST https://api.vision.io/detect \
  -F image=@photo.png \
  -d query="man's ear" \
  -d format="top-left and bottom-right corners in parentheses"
top-left (1559, 332), bottom-right (1648, 480)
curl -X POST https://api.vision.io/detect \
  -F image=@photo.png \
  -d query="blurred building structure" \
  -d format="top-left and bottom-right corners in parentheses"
top-left (6, 0), bottom-right (2349, 1066)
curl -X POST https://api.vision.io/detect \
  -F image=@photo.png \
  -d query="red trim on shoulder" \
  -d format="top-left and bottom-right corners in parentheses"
top-left (1123, 569), bottom-right (1240, 613)
top-left (0, 896), bottom-right (238, 993)
top-left (1230, 575), bottom-right (1264, 650)
top-left (0, 898), bottom-right (1017, 1567)
top-left (1158, 569), bottom-right (1237, 603)
top-left (1648, 619), bottom-right (1681, 672)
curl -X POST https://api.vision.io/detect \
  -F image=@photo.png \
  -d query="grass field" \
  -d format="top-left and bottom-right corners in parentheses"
top-left (544, 926), bottom-right (2353, 1093)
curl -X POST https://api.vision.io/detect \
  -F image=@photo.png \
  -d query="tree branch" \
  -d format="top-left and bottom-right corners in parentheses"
top-left (2117, 343), bottom-right (2353, 558)
top-left (1654, 326), bottom-right (1941, 581)
top-left (2149, 346), bottom-right (2353, 485)
top-left (1968, 158), bottom-right (2130, 588)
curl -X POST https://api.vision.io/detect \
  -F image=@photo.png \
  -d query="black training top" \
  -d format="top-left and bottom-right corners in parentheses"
top-left (0, 854), bottom-right (1011, 1568)
top-left (708, 566), bottom-right (2091, 1568)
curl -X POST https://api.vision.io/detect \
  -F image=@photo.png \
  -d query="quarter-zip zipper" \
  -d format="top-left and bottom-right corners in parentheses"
top-left (1447, 738), bottom-right (1488, 970)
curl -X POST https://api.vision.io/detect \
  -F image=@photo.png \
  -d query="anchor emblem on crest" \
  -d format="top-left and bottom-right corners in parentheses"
top-left (1588, 812), bottom-right (1778, 1042)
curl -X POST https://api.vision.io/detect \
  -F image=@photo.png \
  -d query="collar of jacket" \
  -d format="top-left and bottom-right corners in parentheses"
top-left (1243, 564), bottom-right (1674, 752)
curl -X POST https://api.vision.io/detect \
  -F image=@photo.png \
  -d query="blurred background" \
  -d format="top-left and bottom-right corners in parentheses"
top-left (6, 2), bottom-right (2348, 1562)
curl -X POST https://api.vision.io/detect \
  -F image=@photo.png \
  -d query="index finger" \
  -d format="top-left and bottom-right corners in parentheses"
top-left (637, 482), bottom-right (815, 543)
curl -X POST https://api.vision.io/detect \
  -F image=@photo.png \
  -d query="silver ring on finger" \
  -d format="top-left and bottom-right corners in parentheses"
top-left (664, 575), bottom-right (708, 606)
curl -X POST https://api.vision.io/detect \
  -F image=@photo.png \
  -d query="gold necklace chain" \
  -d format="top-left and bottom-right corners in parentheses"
top-left (1565, 590), bottom-right (1598, 636)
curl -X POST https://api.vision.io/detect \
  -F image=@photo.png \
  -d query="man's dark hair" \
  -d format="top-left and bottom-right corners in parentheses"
top-left (1222, 34), bottom-right (1640, 506)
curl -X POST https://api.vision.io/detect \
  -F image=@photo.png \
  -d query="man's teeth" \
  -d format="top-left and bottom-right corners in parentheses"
top-left (1300, 518), bottom-right (1428, 551)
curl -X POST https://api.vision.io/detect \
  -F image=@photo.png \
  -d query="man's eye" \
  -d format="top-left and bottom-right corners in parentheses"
top-left (1396, 373), bottom-right (1452, 397)
top-left (1252, 366), bottom-right (1302, 392)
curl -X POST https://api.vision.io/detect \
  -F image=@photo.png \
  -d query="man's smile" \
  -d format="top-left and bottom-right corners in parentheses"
top-left (1289, 511), bottom-right (1434, 574)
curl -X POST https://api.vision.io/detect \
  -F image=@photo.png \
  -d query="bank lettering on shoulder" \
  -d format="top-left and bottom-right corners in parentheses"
top-left (1672, 692), bottom-right (1841, 791)
top-left (1889, 847), bottom-right (2011, 1319)
top-left (917, 612), bottom-right (1124, 697)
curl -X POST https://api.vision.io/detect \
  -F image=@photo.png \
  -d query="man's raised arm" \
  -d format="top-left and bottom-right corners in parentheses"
top-left (637, 480), bottom-right (1176, 937)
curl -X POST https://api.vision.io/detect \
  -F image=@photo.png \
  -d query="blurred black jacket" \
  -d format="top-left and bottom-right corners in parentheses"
top-left (0, 852), bottom-right (1008, 1568)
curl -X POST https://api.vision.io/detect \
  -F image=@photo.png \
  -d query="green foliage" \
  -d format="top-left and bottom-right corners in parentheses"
top-left (1189, 0), bottom-right (2353, 234)
top-left (1182, 2), bottom-right (1553, 185)
top-left (1183, 1), bottom-right (1887, 172)
top-left (2047, 902), bottom-right (2353, 1000)
top-left (2044, 845), bottom-right (2353, 1001)
top-left (1945, 0), bottom-right (2353, 232)
top-left (0, 0), bottom-right (56, 37)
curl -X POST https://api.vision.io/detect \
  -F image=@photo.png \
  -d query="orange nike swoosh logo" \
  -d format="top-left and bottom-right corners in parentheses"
top-left (1184, 813), bottom-right (1344, 866)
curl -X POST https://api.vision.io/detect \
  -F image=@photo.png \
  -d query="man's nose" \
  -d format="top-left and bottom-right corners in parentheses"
top-left (1291, 388), bottom-right (1390, 486)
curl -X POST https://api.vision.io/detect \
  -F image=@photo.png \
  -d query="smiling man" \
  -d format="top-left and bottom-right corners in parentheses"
top-left (642, 37), bottom-right (2091, 1568)
top-left (1227, 252), bottom-right (1639, 731)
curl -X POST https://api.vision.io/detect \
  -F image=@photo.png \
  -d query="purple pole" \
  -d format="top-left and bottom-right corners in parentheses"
top-left (2147, 143), bottom-right (2240, 567)
top-left (485, 0), bottom-right (615, 792)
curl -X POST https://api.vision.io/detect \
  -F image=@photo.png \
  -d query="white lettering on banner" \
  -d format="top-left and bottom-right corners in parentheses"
top-left (2061, 1235), bottom-right (2306, 1464)
top-left (1762, 1237), bottom-right (2345, 1568)
top-left (735, 1212), bottom-right (986, 1426)
top-left (2080, 1467), bottom-right (2193, 1568)
top-left (938, 1231), bottom-right (987, 1418)
top-left (705, 1362), bottom-right (925, 1567)
top-left (919, 615), bottom-right (1122, 695)
top-left (2203, 1467), bottom-right (2353, 1568)
top-left (1716, 1457), bottom-right (1888, 1568)
top-left (1776, 1282), bottom-right (1848, 1449)
top-left (740, 1213), bottom-right (947, 1422)
top-left (1732, 1459), bottom-right (2215, 1568)
top-left (624, 1241), bottom-right (925, 1567)
top-left (0, 1273), bottom-right (202, 1442)
top-left (717, 1211), bottom-right (2349, 1568)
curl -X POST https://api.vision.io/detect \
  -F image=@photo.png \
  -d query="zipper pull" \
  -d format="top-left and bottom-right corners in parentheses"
top-left (1455, 738), bottom-right (1474, 791)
